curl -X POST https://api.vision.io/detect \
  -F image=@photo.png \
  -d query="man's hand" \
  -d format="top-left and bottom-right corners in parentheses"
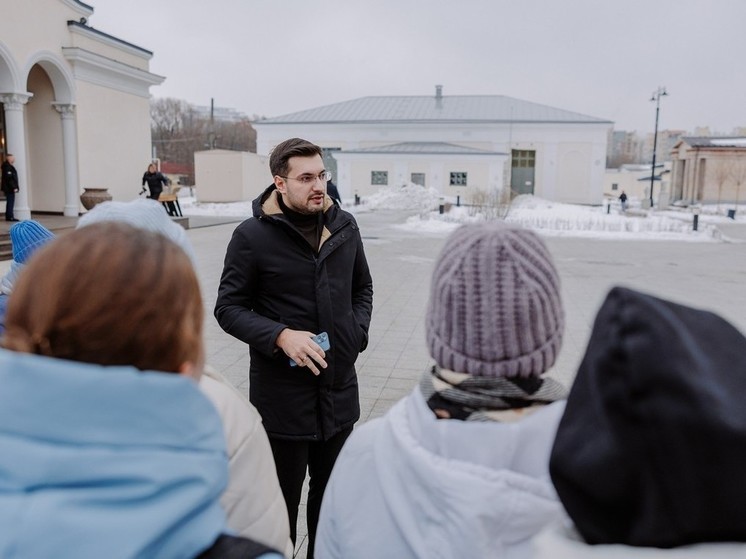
top-left (277, 329), bottom-right (328, 376)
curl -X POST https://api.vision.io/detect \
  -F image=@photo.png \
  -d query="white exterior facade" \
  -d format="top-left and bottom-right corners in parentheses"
top-left (0, 0), bottom-right (163, 217)
top-left (254, 93), bottom-right (611, 205)
top-left (194, 149), bottom-right (271, 203)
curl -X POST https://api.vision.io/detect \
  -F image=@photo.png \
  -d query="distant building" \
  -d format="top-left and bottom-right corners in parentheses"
top-left (160, 161), bottom-right (194, 187)
top-left (604, 163), bottom-right (671, 206)
top-left (640, 129), bottom-right (686, 164)
top-left (670, 137), bottom-right (746, 205)
top-left (0, 0), bottom-right (164, 217)
top-left (254, 86), bottom-right (612, 205)
top-left (607, 130), bottom-right (644, 167)
top-left (193, 104), bottom-right (249, 123)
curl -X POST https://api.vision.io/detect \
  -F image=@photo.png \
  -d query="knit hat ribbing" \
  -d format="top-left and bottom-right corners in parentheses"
top-left (10, 220), bottom-right (56, 264)
top-left (425, 221), bottom-right (564, 378)
top-left (76, 199), bottom-right (196, 265)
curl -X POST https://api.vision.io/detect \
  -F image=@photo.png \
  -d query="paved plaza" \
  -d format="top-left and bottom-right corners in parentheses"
top-left (192, 209), bottom-right (746, 557)
top-left (3, 210), bottom-right (743, 557)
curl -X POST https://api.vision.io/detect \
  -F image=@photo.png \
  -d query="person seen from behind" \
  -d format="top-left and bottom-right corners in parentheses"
top-left (0, 222), bottom-right (282, 559)
top-left (315, 221), bottom-right (568, 558)
top-left (533, 286), bottom-right (746, 558)
top-left (76, 198), bottom-right (293, 557)
top-left (0, 220), bottom-right (55, 335)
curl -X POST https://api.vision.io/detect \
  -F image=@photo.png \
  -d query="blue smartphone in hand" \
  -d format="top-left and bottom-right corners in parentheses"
top-left (289, 332), bottom-right (330, 367)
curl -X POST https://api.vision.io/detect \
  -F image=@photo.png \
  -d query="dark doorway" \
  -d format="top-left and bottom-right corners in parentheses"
top-left (511, 149), bottom-right (536, 195)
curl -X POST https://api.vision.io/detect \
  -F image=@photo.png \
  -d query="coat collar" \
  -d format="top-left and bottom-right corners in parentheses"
top-left (254, 185), bottom-right (343, 248)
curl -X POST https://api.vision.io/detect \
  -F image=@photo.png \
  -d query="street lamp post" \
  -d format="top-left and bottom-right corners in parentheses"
top-left (649, 86), bottom-right (668, 208)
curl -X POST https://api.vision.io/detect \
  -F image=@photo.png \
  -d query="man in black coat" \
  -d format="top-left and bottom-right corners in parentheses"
top-left (215, 138), bottom-right (373, 558)
top-left (1, 154), bottom-right (19, 222)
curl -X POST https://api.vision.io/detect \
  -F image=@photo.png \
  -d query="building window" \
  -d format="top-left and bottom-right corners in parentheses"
top-left (371, 171), bottom-right (388, 185)
top-left (512, 150), bottom-right (536, 168)
top-left (449, 172), bottom-right (467, 186)
top-left (411, 173), bottom-right (425, 186)
top-left (611, 183), bottom-right (619, 191)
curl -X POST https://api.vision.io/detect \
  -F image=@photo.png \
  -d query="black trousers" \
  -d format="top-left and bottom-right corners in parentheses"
top-left (4, 190), bottom-right (14, 220)
top-left (269, 426), bottom-right (353, 559)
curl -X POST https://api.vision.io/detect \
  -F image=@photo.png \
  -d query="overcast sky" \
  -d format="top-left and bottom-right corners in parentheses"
top-left (89, 0), bottom-right (746, 134)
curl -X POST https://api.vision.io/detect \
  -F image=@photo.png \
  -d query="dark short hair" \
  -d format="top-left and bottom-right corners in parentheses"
top-left (269, 138), bottom-right (323, 177)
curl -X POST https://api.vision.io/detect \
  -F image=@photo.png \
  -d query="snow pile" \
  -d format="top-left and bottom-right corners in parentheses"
top-left (355, 183), bottom-right (442, 212)
top-left (180, 196), bottom-right (252, 217)
top-left (399, 195), bottom-right (723, 242)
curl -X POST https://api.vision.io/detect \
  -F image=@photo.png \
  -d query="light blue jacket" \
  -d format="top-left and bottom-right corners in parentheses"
top-left (0, 349), bottom-right (229, 558)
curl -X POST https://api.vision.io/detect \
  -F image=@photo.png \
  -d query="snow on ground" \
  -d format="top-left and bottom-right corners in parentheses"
top-left (179, 185), bottom-right (743, 242)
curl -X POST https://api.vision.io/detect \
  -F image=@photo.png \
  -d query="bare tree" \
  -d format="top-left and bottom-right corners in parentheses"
top-left (468, 187), bottom-right (513, 220)
top-left (149, 97), bottom-right (257, 181)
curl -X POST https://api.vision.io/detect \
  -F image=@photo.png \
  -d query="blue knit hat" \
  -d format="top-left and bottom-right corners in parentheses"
top-left (10, 220), bottom-right (56, 264)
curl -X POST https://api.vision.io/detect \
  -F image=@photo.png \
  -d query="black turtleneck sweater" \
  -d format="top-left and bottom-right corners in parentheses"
top-left (278, 195), bottom-right (323, 252)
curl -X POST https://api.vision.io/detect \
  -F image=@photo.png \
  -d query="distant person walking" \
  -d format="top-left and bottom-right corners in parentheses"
top-left (326, 179), bottom-right (342, 205)
top-left (142, 163), bottom-right (169, 201)
top-left (2, 154), bottom-right (19, 222)
top-left (619, 190), bottom-right (628, 212)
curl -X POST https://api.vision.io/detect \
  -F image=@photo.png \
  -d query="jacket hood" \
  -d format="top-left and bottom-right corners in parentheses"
top-left (551, 287), bottom-right (746, 548)
top-left (372, 388), bottom-right (565, 556)
top-left (0, 349), bottom-right (228, 558)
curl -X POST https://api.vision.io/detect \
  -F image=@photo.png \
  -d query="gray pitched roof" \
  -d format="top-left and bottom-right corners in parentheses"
top-left (259, 95), bottom-right (611, 125)
top-left (681, 136), bottom-right (746, 148)
top-left (340, 142), bottom-right (506, 156)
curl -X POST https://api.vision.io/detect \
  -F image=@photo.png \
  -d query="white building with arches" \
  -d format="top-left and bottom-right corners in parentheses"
top-left (0, 0), bottom-right (163, 218)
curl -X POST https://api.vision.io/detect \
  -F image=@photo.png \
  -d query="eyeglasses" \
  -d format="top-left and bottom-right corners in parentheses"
top-left (279, 171), bottom-right (332, 185)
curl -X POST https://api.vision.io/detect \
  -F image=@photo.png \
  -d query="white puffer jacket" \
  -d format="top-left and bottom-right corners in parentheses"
top-left (316, 386), bottom-right (566, 558)
top-left (200, 368), bottom-right (293, 558)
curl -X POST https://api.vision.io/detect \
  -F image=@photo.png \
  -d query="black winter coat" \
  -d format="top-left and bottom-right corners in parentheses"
top-left (1, 161), bottom-right (18, 193)
top-left (215, 185), bottom-right (373, 441)
top-left (142, 171), bottom-right (168, 198)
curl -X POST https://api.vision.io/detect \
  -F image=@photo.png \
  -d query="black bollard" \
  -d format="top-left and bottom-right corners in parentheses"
top-left (354, 194), bottom-right (360, 206)
top-left (693, 214), bottom-right (699, 231)
top-left (457, 195), bottom-right (460, 207)
top-left (439, 204), bottom-right (445, 215)
top-left (607, 203), bottom-right (611, 214)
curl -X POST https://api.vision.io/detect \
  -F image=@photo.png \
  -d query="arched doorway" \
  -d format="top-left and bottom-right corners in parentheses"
top-left (26, 63), bottom-right (66, 212)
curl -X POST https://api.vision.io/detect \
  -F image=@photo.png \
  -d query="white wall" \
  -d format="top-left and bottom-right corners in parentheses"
top-left (76, 80), bottom-right (152, 204)
top-left (333, 152), bottom-right (507, 201)
top-left (195, 150), bottom-right (271, 202)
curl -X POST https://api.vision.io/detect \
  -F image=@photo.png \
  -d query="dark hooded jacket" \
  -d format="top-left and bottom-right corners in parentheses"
top-left (215, 185), bottom-right (373, 441)
top-left (550, 286), bottom-right (746, 548)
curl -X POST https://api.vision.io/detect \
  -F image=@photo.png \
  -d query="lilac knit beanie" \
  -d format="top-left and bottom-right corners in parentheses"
top-left (425, 221), bottom-right (564, 378)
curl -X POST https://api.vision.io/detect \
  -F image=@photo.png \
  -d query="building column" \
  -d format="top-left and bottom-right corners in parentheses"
top-left (1, 93), bottom-right (33, 220)
top-left (53, 103), bottom-right (81, 216)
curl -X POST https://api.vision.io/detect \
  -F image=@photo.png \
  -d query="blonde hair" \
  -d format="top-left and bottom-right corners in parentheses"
top-left (3, 222), bottom-right (204, 374)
